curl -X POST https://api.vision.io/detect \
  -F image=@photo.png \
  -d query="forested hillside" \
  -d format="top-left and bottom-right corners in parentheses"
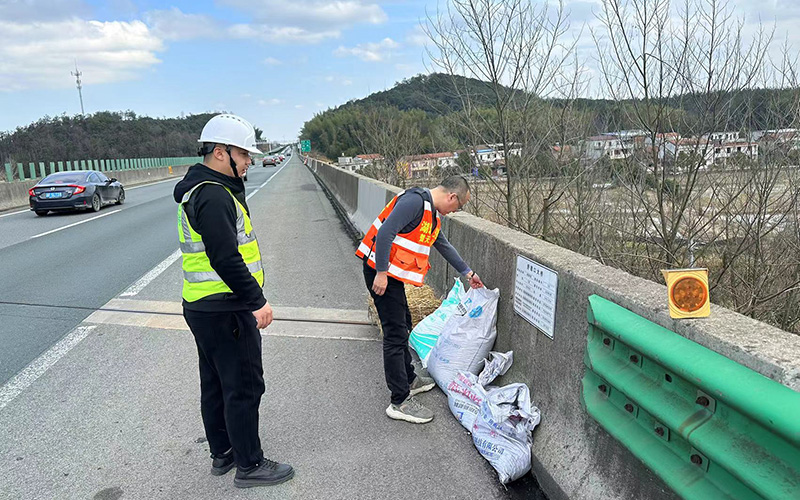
top-left (0, 111), bottom-right (265, 166)
top-left (301, 73), bottom-right (799, 160)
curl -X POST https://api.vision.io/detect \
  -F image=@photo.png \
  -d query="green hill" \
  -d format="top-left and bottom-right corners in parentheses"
top-left (0, 111), bottom-right (262, 167)
top-left (301, 73), bottom-right (799, 160)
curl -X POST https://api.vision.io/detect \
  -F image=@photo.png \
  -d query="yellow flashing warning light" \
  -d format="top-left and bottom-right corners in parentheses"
top-left (661, 268), bottom-right (710, 319)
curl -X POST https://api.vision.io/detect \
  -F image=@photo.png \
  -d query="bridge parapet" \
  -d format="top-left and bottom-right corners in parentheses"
top-left (305, 155), bottom-right (800, 500)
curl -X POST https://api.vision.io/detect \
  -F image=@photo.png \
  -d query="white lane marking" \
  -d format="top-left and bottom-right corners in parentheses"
top-left (29, 209), bottom-right (122, 239)
top-left (0, 325), bottom-right (96, 410)
top-left (0, 209), bottom-right (28, 219)
top-left (126, 177), bottom-right (180, 190)
top-left (246, 160), bottom-right (289, 201)
top-left (119, 249), bottom-right (182, 297)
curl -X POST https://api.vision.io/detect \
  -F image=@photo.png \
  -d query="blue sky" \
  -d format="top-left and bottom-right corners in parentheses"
top-left (0, 0), bottom-right (794, 142)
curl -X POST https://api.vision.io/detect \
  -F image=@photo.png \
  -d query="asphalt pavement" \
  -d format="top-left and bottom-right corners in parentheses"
top-left (0, 153), bottom-right (545, 499)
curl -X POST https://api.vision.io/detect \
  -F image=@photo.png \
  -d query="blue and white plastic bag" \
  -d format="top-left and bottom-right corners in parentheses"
top-left (472, 383), bottom-right (541, 484)
top-left (446, 351), bottom-right (513, 431)
top-left (428, 287), bottom-right (500, 390)
top-left (409, 278), bottom-right (465, 367)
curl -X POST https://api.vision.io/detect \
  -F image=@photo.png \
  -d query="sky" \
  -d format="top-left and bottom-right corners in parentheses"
top-left (0, 0), bottom-right (796, 142)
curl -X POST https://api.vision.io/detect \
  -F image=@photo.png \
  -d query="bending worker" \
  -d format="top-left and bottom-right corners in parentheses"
top-left (174, 113), bottom-right (294, 488)
top-left (356, 175), bottom-right (484, 424)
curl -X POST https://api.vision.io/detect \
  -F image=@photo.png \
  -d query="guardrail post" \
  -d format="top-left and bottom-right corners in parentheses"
top-left (28, 162), bottom-right (36, 179)
top-left (4, 163), bottom-right (12, 182)
top-left (48, 162), bottom-right (55, 175)
top-left (38, 162), bottom-right (45, 178)
top-left (17, 163), bottom-right (25, 180)
top-left (57, 161), bottom-right (63, 172)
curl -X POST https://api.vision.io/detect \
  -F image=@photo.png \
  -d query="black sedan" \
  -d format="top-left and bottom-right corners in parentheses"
top-left (29, 170), bottom-right (125, 216)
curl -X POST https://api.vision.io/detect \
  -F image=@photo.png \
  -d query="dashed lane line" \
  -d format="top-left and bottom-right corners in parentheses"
top-left (0, 325), bottom-right (96, 410)
top-left (29, 209), bottom-right (122, 239)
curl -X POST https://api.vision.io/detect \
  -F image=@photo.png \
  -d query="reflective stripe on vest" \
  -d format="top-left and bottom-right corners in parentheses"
top-left (178, 181), bottom-right (264, 302)
top-left (355, 189), bottom-right (441, 286)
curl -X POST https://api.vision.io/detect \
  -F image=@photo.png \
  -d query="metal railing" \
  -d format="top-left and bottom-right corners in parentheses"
top-left (582, 295), bottom-right (800, 499)
top-left (3, 156), bottom-right (199, 183)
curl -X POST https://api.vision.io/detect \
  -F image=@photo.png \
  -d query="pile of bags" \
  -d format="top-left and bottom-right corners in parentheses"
top-left (409, 286), bottom-right (541, 484)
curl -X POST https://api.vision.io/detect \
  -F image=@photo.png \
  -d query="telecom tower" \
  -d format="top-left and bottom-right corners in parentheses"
top-left (71, 61), bottom-right (85, 115)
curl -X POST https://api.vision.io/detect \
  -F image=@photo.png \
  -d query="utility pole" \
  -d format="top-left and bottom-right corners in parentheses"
top-left (71, 61), bottom-right (85, 115)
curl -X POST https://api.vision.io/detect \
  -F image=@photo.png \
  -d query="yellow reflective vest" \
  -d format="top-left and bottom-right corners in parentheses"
top-left (177, 181), bottom-right (264, 302)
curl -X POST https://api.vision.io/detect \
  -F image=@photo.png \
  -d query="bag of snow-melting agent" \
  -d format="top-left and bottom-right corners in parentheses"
top-left (427, 287), bottom-right (500, 391)
top-left (409, 278), bottom-right (465, 367)
top-left (446, 351), bottom-right (514, 431)
top-left (471, 383), bottom-right (541, 484)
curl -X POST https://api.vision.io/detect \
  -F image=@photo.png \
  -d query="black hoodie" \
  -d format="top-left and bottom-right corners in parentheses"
top-left (173, 163), bottom-right (267, 312)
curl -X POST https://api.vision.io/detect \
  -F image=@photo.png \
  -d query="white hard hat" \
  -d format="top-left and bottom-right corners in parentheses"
top-left (198, 114), bottom-right (261, 154)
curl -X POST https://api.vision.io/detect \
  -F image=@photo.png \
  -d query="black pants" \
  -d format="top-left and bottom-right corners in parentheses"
top-left (363, 261), bottom-right (417, 405)
top-left (183, 308), bottom-right (265, 468)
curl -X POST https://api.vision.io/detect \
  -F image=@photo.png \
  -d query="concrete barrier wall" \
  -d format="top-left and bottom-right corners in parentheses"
top-left (306, 157), bottom-right (800, 500)
top-left (309, 158), bottom-right (398, 234)
top-left (0, 164), bottom-right (193, 212)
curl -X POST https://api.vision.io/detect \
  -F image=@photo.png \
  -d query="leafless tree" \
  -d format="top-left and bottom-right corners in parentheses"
top-left (425, 0), bottom-right (587, 233)
top-left (356, 107), bottom-right (423, 187)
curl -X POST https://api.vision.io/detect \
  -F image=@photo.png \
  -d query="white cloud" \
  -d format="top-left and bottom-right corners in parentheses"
top-left (294, 104), bottom-right (304, 109)
top-left (0, 19), bottom-right (164, 91)
top-left (230, 23), bottom-right (340, 44)
top-left (405, 25), bottom-right (428, 47)
top-left (334, 37), bottom-right (399, 62)
top-left (220, 0), bottom-right (386, 26)
top-left (220, 0), bottom-right (386, 44)
top-left (323, 75), bottom-right (353, 86)
top-left (258, 98), bottom-right (282, 106)
top-left (144, 8), bottom-right (222, 41)
top-left (0, 0), bottom-right (91, 22)
top-left (263, 57), bottom-right (282, 66)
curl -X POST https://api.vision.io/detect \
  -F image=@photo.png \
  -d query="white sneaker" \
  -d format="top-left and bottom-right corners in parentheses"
top-left (386, 396), bottom-right (434, 424)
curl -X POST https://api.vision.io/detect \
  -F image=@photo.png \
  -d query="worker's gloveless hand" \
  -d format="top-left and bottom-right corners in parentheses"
top-left (468, 272), bottom-right (484, 289)
top-left (252, 302), bottom-right (273, 329)
top-left (372, 272), bottom-right (389, 296)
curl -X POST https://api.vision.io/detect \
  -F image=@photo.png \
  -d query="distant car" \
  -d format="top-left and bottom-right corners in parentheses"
top-left (263, 156), bottom-right (276, 167)
top-left (278, 155), bottom-right (285, 161)
top-left (29, 170), bottom-right (124, 216)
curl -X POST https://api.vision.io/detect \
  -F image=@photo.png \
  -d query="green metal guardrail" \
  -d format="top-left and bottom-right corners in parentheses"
top-left (3, 156), bottom-right (199, 183)
top-left (582, 295), bottom-right (800, 499)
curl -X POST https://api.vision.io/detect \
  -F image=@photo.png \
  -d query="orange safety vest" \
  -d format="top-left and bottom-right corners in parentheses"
top-left (356, 189), bottom-right (441, 286)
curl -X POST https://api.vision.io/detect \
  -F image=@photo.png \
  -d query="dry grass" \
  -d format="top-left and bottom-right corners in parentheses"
top-left (367, 283), bottom-right (444, 336)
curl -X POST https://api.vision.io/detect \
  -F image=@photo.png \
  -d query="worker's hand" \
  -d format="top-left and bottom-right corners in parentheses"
top-left (372, 271), bottom-right (389, 296)
top-left (467, 271), bottom-right (484, 289)
top-left (252, 302), bottom-right (273, 329)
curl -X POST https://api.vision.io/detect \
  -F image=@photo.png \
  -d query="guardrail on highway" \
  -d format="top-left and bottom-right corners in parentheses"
top-left (584, 295), bottom-right (800, 500)
top-left (3, 156), bottom-right (199, 183)
top-left (302, 153), bottom-right (800, 500)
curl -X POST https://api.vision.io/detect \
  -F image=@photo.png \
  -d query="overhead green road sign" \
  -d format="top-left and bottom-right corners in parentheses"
top-left (301, 140), bottom-right (311, 153)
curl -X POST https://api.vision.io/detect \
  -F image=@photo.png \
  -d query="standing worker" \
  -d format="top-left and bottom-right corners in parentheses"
top-left (356, 175), bottom-right (484, 424)
top-left (174, 114), bottom-right (294, 488)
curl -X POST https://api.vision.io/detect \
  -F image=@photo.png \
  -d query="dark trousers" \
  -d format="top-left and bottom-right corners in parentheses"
top-left (363, 261), bottom-right (417, 405)
top-left (183, 308), bottom-right (265, 468)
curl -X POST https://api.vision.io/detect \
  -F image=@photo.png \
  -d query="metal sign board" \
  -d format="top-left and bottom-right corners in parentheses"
top-left (513, 255), bottom-right (558, 338)
top-left (300, 140), bottom-right (311, 153)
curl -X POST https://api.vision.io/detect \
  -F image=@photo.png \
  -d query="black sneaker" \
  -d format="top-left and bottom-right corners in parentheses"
top-left (234, 458), bottom-right (295, 488)
top-left (210, 449), bottom-right (236, 476)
